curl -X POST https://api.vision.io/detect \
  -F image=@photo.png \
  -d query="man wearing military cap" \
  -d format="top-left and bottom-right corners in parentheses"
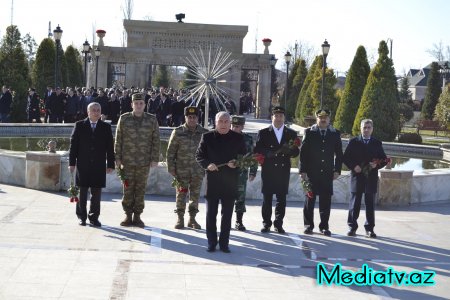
top-left (254, 106), bottom-right (299, 234)
top-left (167, 106), bottom-right (208, 229)
top-left (231, 115), bottom-right (257, 231)
top-left (115, 92), bottom-right (160, 228)
top-left (299, 108), bottom-right (343, 236)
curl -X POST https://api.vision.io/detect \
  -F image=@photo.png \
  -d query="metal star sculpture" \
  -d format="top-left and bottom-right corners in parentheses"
top-left (182, 45), bottom-right (238, 127)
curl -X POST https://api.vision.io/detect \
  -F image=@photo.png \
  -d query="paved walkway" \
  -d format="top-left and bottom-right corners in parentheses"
top-left (0, 183), bottom-right (449, 299)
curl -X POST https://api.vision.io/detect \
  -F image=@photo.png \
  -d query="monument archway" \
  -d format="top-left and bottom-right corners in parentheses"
top-left (89, 19), bottom-right (274, 119)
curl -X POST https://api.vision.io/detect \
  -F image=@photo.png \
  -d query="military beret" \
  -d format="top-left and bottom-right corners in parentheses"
top-left (231, 115), bottom-right (245, 125)
top-left (184, 106), bottom-right (199, 116)
top-left (272, 106), bottom-right (285, 114)
top-left (316, 109), bottom-right (331, 117)
top-left (132, 93), bottom-right (144, 101)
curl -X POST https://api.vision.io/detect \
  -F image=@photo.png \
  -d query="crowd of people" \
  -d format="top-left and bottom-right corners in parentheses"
top-left (68, 93), bottom-right (388, 253)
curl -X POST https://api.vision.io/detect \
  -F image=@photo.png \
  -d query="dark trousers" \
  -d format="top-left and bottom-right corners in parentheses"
top-left (348, 192), bottom-right (375, 231)
top-left (49, 114), bottom-right (64, 123)
top-left (205, 197), bottom-right (234, 249)
top-left (303, 194), bottom-right (331, 230)
top-left (76, 187), bottom-right (102, 221)
top-left (262, 193), bottom-right (286, 228)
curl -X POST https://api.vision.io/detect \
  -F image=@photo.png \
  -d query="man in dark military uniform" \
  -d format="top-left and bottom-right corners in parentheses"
top-left (26, 88), bottom-right (41, 123)
top-left (196, 112), bottom-right (246, 253)
top-left (167, 106), bottom-right (208, 229)
top-left (254, 106), bottom-right (300, 234)
top-left (343, 119), bottom-right (388, 238)
top-left (115, 93), bottom-right (160, 228)
top-left (69, 102), bottom-right (115, 227)
top-left (231, 115), bottom-right (257, 231)
top-left (299, 109), bottom-right (343, 236)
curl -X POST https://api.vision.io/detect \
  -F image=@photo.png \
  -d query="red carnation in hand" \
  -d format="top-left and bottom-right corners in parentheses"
top-left (124, 179), bottom-right (129, 189)
top-left (293, 137), bottom-right (301, 147)
top-left (254, 153), bottom-right (265, 165)
top-left (306, 191), bottom-right (314, 200)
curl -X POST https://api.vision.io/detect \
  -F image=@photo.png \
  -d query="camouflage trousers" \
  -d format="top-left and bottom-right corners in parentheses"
top-left (175, 176), bottom-right (203, 216)
top-left (122, 165), bottom-right (150, 214)
top-left (235, 172), bottom-right (248, 213)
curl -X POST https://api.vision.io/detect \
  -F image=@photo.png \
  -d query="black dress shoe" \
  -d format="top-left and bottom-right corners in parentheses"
top-left (303, 228), bottom-right (313, 235)
top-left (321, 229), bottom-right (331, 236)
top-left (260, 226), bottom-right (270, 233)
top-left (90, 219), bottom-right (102, 227)
top-left (366, 231), bottom-right (377, 238)
top-left (274, 227), bottom-right (286, 234)
top-left (206, 245), bottom-right (216, 252)
top-left (347, 230), bottom-right (356, 237)
top-left (220, 247), bottom-right (231, 253)
top-left (78, 219), bottom-right (86, 226)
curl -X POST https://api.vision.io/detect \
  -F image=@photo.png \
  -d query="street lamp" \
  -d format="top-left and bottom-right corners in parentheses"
top-left (284, 51), bottom-right (292, 110)
top-left (53, 25), bottom-right (63, 88)
top-left (94, 47), bottom-right (101, 89)
top-left (320, 39), bottom-right (330, 109)
top-left (82, 40), bottom-right (90, 86)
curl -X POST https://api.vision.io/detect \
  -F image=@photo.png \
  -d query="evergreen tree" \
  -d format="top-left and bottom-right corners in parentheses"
top-left (287, 59), bottom-right (307, 121)
top-left (398, 76), bottom-right (412, 103)
top-left (21, 33), bottom-right (37, 69)
top-left (334, 46), bottom-right (370, 133)
top-left (296, 56), bottom-right (320, 125)
top-left (64, 45), bottom-right (83, 88)
top-left (58, 44), bottom-right (68, 88)
top-left (352, 41), bottom-right (399, 141)
top-left (310, 67), bottom-right (338, 120)
top-left (182, 66), bottom-right (197, 89)
top-left (281, 59), bottom-right (297, 118)
top-left (434, 84), bottom-right (450, 129)
top-left (153, 65), bottom-right (170, 88)
top-left (421, 62), bottom-right (442, 120)
top-left (31, 38), bottom-right (55, 96)
top-left (0, 25), bottom-right (30, 122)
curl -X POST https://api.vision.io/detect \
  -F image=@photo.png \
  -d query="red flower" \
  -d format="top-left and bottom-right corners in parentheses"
top-left (70, 197), bottom-right (74, 203)
top-left (254, 153), bottom-right (265, 165)
top-left (262, 38), bottom-right (272, 43)
top-left (306, 191), bottom-right (314, 200)
top-left (96, 29), bottom-right (106, 34)
top-left (73, 197), bottom-right (79, 203)
top-left (178, 187), bottom-right (188, 193)
top-left (293, 137), bottom-right (301, 147)
top-left (124, 180), bottom-right (129, 189)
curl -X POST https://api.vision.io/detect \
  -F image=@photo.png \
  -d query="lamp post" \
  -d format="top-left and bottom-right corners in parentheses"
top-left (284, 51), bottom-right (292, 110)
top-left (94, 47), bottom-right (101, 89)
top-left (82, 40), bottom-right (90, 86)
top-left (53, 25), bottom-right (63, 88)
top-left (320, 39), bottom-right (330, 109)
top-left (269, 55), bottom-right (277, 117)
top-left (439, 61), bottom-right (449, 88)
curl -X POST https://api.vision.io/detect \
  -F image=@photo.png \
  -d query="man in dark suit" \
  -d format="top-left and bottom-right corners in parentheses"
top-left (254, 106), bottom-right (300, 234)
top-left (343, 119), bottom-right (387, 238)
top-left (26, 88), bottom-right (41, 123)
top-left (69, 102), bottom-right (115, 227)
top-left (196, 111), bottom-right (246, 253)
top-left (299, 109), bottom-right (343, 236)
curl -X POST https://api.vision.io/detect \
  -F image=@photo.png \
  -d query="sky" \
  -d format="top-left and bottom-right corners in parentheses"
top-left (1, 0), bottom-right (450, 76)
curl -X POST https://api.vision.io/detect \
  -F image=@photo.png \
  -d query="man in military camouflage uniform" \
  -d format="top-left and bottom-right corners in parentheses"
top-left (231, 116), bottom-right (258, 231)
top-left (231, 115), bottom-right (257, 231)
top-left (166, 106), bottom-right (208, 229)
top-left (115, 93), bottom-right (160, 228)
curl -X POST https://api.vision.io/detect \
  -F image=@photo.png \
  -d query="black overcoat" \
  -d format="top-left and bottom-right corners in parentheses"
top-left (69, 118), bottom-right (115, 188)
top-left (254, 125), bottom-right (300, 195)
top-left (299, 125), bottom-right (343, 195)
top-left (196, 130), bottom-right (246, 198)
top-left (343, 136), bottom-right (387, 194)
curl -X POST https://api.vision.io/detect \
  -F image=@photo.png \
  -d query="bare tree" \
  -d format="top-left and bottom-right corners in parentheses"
top-left (285, 40), bottom-right (316, 69)
top-left (426, 41), bottom-right (449, 61)
top-left (121, 0), bottom-right (134, 20)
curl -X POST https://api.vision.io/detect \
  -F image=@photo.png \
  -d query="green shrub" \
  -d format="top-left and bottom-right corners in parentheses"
top-left (398, 133), bottom-right (422, 144)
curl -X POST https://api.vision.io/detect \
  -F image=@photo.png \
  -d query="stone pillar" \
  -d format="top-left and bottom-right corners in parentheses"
top-left (25, 152), bottom-right (62, 191)
top-left (378, 170), bottom-right (414, 206)
top-left (256, 66), bottom-right (271, 119)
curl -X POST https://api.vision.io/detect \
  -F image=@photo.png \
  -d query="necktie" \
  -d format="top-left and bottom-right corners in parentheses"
top-left (91, 123), bottom-right (96, 132)
top-left (321, 130), bottom-right (326, 138)
top-left (364, 138), bottom-right (369, 144)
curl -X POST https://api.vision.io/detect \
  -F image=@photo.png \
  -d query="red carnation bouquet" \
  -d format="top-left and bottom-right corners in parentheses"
top-left (301, 178), bottom-right (314, 200)
top-left (117, 167), bottom-right (129, 189)
top-left (275, 136), bottom-right (301, 155)
top-left (217, 152), bottom-right (265, 169)
top-left (361, 157), bottom-right (392, 178)
top-left (171, 177), bottom-right (188, 193)
top-left (68, 176), bottom-right (79, 203)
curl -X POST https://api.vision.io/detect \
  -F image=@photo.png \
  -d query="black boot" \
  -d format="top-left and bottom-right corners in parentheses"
top-left (235, 212), bottom-right (246, 231)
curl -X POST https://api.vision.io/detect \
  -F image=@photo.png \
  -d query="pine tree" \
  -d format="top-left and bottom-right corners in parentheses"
top-left (58, 45), bottom-right (68, 88)
top-left (398, 76), bottom-right (412, 103)
top-left (296, 56), bottom-right (320, 125)
top-left (64, 45), bottom-right (83, 88)
top-left (434, 84), bottom-right (450, 129)
top-left (153, 65), bottom-right (170, 88)
top-left (421, 62), bottom-right (442, 120)
top-left (281, 59), bottom-right (297, 118)
top-left (310, 67), bottom-right (338, 120)
top-left (0, 25), bottom-right (30, 122)
top-left (334, 46), bottom-right (370, 133)
top-left (352, 41), bottom-right (399, 141)
top-left (31, 38), bottom-right (55, 96)
top-left (287, 59), bottom-right (307, 121)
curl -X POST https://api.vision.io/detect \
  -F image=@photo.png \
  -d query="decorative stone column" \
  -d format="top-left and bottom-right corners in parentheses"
top-left (96, 29), bottom-right (106, 47)
top-left (378, 170), bottom-right (414, 206)
top-left (262, 38), bottom-right (272, 54)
